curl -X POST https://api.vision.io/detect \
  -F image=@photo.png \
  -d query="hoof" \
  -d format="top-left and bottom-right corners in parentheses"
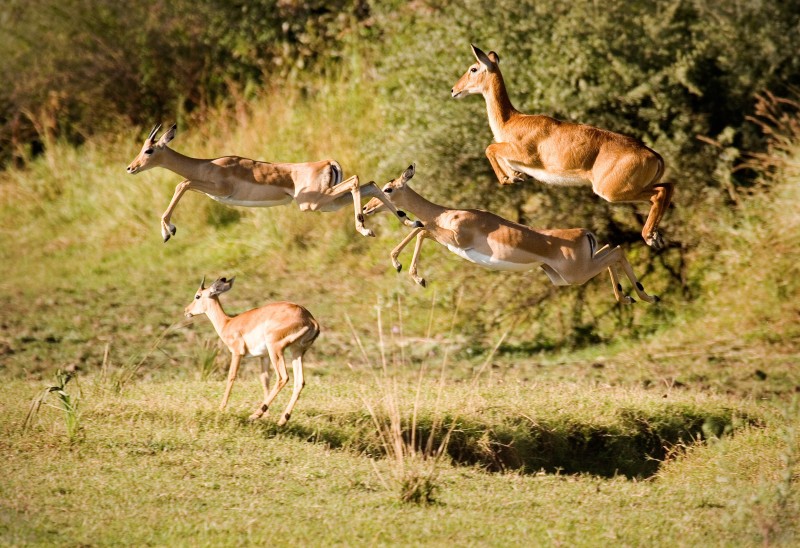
top-left (645, 232), bottom-right (665, 250)
top-left (418, 278), bottom-right (427, 288)
top-left (653, 295), bottom-right (661, 303)
top-left (277, 413), bottom-right (291, 426)
top-left (413, 220), bottom-right (424, 228)
top-left (248, 413), bottom-right (262, 422)
top-left (395, 264), bottom-right (402, 273)
top-left (163, 234), bottom-right (171, 243)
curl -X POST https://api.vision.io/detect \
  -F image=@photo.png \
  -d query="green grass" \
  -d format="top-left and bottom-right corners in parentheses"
top-left (1, 377), bottom-right (795, 546)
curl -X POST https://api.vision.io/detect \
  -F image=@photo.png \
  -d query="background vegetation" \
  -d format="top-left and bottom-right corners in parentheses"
top-left (0, 0), bottom-right (798, 545)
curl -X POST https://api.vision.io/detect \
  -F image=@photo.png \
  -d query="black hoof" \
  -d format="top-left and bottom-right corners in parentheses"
top-left (420, 279), bottom-right (427, 288)
top-left (654, 295), bottom-right (661, 303)
top-left (396, 264), bottom-right (402, 273)
top-left (413, 220), bottom-right (424, 228)
top-left (163, 235), bottom-right (171, 243)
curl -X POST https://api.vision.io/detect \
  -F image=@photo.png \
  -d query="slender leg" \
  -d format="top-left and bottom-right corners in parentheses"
top-left (219, 353), bottom-right (242, 411)
top-left (160, 179), bottom-right (192, 242)
top-left (390, 227), bottom-right (423, 272)
top-left (607, 264), bottom-right (635, 304)
top-left (485, 142), bottom-right (527, 185)
top-left (617, 253), bottom-right (658, 303)
top-left (277, 354), bottom-right (305, 426)
top-left (248, 356), bottom-right (272, 421)
top-left (635, 183), bottom-right (674, 249)
top-left (260, 345), bottom-right (289, 411)
top-left (408, 231), bottom-right (428, 287)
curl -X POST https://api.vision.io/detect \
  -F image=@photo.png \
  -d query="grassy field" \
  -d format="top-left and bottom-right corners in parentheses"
top-left (1, 86), bottom-right (799, 545)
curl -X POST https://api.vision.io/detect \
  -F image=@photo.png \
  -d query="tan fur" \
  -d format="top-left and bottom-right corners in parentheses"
top-left (363, 165), bottom-right (657, 304)
top-left (451, 45), bottom-right (674, 248)
top-left (185, 277), bottom-right (320, 425)
top-left (126, 123), bottom-right (416, 241)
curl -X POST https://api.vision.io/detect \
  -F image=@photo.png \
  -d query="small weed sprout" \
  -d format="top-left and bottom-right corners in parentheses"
top-left (23, 368), bottom-right (81, 442)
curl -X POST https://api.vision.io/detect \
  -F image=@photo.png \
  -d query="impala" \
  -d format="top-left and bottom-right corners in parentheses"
top-left (126, 124), bottom-right (419, 242)
top-left (451, 44), bottom-right (674, 249)
top-left (363, 165), bottom-right (658, 304)
top-left (185, 276), bottom-right (320, 425)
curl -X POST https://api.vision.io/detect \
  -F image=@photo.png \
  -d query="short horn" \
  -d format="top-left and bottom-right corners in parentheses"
top-left (199, 276), bottom-right (206, 290)
top-left (148, 123), bottom-right (162, 141)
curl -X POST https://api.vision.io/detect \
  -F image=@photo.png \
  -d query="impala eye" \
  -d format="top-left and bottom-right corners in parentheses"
top-left (195, 295), bottom-right (200, 299)
top-left (144, 148), bottom-right (154, 155)
top-left (470, 67), bottom-right (478, 73)
top-left (384, 187), bottom-right (393, 193)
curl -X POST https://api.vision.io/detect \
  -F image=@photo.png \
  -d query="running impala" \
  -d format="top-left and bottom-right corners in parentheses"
top-left (185, 276), bottom-right (320, 425)
top-left (126, 123), bottom-right (419, 242)
top-left (363, 165), bottom-right (658, 304)
top-left (451, 44), bottom-right (674, 249)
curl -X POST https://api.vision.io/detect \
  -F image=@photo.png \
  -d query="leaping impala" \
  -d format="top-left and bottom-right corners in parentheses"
top-left (451, 44), bottom-right (674, 249)
top-left (184, 276), bottom-right (320, 426)
top-left (126, 123), bottom-right (420, 242)
top-left (363, 165), bottom-right (658, 304)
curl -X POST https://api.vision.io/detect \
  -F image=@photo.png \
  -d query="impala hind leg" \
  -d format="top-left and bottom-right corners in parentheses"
top-left (277, 354), bottom-right (305, 426)
top-left (255, 346), bottom-right (289, 416)
top-left (248, 356), bottom-right (273, 421)
top-left (638, 183), bottom-right (674, 250)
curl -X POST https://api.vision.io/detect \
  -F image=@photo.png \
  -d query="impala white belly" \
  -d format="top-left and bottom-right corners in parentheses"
top-left (506, 161), bottom-right (590, 187)
top-left (209, 194), bottom-right (293, 207)
top-left (445, 244), bottom-right (534, 272)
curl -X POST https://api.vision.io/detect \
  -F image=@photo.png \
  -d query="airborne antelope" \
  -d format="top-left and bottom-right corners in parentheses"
top-left (184, 276), bottom-right (320, 425)
top-left (126, 124), bottom-right (420, 242)
top-left (363, 165), bottom-right (658, 304)
top-left (451, 44), bottom-right (674, 249)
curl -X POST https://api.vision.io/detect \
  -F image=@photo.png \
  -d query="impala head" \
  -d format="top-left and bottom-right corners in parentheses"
top-left (451, 44), bottom-right (500, 99)
top-left (185, 276), bottom-right (235, 318)
top-left (362, 164), bottom-right (416, 216)
top-left (126, 123), bottom-right (177, 174)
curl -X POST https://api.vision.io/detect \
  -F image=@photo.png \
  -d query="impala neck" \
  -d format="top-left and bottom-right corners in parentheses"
top-left (202, 298), bottom-right (232, 339)
top-left (157, 147), bottom-right (213, 180)
top-left (395, 186), bottom-right (448, 223)
top-left (483, 71), bottom-right (517, 136)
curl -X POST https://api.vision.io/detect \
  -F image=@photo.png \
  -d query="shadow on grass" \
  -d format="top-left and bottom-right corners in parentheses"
top-left (240, 406), bottom-right (761, 479)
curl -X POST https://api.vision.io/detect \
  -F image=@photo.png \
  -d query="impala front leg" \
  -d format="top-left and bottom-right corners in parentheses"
top-left (485, 143), bottom-right (526, 185)
top-left (220, 352), bottom-right (242, 411)
top-left (161, 179), bottom-right (194, 242)
top-left (408, 231), bottom-right (429, 287)
top-left (390, 227), bottom-right (423, 272)
top-left (359, 182), bottom-right (423, 229)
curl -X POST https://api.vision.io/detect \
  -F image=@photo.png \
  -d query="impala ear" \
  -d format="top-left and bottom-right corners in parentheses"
top-left (156, 123), bottom-right (177, 147)
top-left (210, 276), bottom-right (234, 296)
top-left (402, 163), bottom-right (416, 182)
top-left (471, 44), bottom-right (495, 68)
top-left (487, 51), bottom-right (500, 65)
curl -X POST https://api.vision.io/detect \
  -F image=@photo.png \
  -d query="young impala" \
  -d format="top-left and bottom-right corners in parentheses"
top-left (185, 276), bottom-right (320, 426)
top-left (363, 165), bottom-right (658, 304)
top-left (126, 123), bottom-right (419, 242)
top-left (451, 44), bottom-right (674, 249)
